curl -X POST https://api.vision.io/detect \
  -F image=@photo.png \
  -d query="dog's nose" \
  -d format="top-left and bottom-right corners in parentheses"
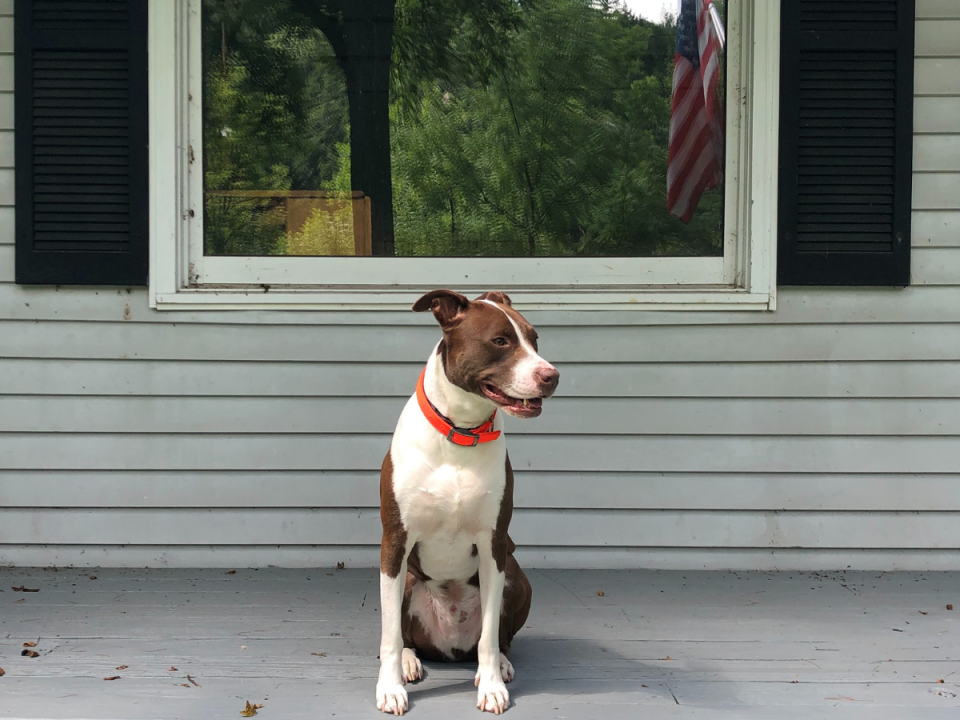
top-left (537, 367), bottom-right (559, 388)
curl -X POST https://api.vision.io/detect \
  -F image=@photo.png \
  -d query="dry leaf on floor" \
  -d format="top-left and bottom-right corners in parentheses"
top-left (226, 570), bottom-right (237, 575)
top-left (0, 667), bottom-right (5, 677)
top-left (169, 666), bottom-right (178, 672)
top-left (311, 652), bottom-right (327, 657)
top-left (11, 586), bottom-right (39, 593)
top-left (21, 650), bottom-right (39, 658)
top-left (181, 683), bottom-right (191, 688)
top-left (187, 675), bottom-right (200, 687)
top-left (919, 611), bottom-right (928, 615)
top-left (116, 665), bottom-right (128, 671)
top-left (938, 679), bottom-right (945, 683)
top-left (948, 604), bottom-right (954, 611)
top-left (22, 642), bottom-right (37, 648)
top-left (240, 701), bottom-right (264, 717)
top-left (665, 656), bottom-right (672, 661)
top-left (336, 562), bottom-right (345, 570)
top-left (103, 676), bottom-right (121, 681)
top-left (596, 591), bottom-right (605, 597)
top-left (89, 576), bottom-right (97, 580)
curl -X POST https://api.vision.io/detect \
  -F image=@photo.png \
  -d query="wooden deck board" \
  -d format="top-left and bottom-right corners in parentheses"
top-left (2, 569), bottom-right (959, 718)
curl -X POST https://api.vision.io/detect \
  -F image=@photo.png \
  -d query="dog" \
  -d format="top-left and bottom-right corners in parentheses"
top-left (376, 289), bottom-right (559, 715)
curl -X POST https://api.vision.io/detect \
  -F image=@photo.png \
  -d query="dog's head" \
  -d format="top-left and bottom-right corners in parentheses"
top-left (413, 289), bottom-right (559, 418)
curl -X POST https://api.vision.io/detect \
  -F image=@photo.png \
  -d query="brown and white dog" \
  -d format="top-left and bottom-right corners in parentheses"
top-left (377, 290), bottom-right (559, 715)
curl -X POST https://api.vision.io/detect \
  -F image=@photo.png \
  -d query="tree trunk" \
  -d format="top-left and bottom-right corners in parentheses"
top-left (291, 0), bottom-right (397, 256)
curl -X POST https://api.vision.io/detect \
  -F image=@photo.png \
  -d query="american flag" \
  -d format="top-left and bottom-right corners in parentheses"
top-left (667, 0), bottom-right (724, 223)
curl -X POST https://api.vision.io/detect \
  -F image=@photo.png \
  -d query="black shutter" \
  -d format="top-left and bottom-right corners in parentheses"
top-left (778, 0), bottom-right (914, 286)
top-left (15, 0), bottom-right (148, 285)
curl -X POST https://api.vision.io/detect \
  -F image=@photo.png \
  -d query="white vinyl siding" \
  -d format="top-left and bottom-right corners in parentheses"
top-left (1, 1), bottom-right (959, 570)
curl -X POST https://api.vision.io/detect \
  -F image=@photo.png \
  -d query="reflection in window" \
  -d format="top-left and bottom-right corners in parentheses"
top-left (202, 0), bottom-right (726, 258)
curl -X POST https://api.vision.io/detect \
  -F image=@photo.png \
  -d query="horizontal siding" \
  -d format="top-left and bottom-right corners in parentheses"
top-left (4, 359), bottom-right (960, 398)
top-left (2, 509), bottom-right (960, 549)
top-left (1, 471), bottom-right (959, 511)
top-left (1, 5), bottom-right (959, 571)
top-left (4, 396), bottom-right (960, 435)
top-left (3, 434), bottom-right (960, 473)
top-left (6, 319), bottom-right (960, 362)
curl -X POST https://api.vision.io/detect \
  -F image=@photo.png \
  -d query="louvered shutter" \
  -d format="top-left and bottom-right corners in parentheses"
top-left (15, 0), bottom-right (148, 285)
top-left (778, 0), bottom-right (914, 286)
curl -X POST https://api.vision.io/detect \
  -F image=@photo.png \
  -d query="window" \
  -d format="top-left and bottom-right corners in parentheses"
top-left (148, 0), bottom-right (780, 309)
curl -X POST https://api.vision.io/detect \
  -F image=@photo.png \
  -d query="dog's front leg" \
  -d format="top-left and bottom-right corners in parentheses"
top-left (377, 533), bottom-right (414, 715)
top-left (474, 529), bottom-right (509, 714)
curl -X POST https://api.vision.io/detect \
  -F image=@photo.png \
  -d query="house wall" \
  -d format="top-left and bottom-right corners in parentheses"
top-left (1, 0), bottom-right (960, 570)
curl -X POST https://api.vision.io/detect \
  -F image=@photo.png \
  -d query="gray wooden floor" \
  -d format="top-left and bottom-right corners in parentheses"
top-left (2, 568), bottom-right (959, 719)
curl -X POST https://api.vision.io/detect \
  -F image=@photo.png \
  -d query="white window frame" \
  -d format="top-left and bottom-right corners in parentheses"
top-left (148, 0), bottom-right (779, 311)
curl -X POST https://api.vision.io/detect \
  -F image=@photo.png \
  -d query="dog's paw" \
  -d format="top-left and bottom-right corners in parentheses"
top-left (499, 653), bottom-right (514, 683)
top-left (401, 648), bottom-right (423, 684)
top-left (376, 682), bottom-right (409, 716)
top-left (475, 669), bottom-right (510, 714)
top-left (476, 679), bottom-right (510, 714)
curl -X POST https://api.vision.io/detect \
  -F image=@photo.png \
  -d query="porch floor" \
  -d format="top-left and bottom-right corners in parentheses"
top-left (2, 568), bottom-right (959, 719)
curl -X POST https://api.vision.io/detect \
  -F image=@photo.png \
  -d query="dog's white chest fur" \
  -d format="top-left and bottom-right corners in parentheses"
top-left (390, 362), bottom-right (507, 579)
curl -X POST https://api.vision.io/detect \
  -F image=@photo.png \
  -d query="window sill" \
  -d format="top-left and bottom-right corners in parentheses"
top-left (151, 286), bottom-right (776, 312)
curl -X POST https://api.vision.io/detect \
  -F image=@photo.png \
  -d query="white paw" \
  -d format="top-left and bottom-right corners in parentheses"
top-left (475, 671), bottom-right (510, 714)
top-left (376, 682), bottom-right (409, 716)
top-left (401, 647), bottom-right (423, 684)
top-left (499, 653), bottom-right (514, 683)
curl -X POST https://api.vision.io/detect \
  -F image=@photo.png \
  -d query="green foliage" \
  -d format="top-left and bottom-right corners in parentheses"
top-left (202, 0), bottom-right (724, 257)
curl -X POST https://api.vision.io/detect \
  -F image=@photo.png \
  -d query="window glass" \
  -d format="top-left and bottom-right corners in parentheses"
top-left (202, 0), bottom-right (726, 258)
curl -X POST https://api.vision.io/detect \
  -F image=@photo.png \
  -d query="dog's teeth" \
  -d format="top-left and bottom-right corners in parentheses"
top-left (522, 399), bottom-right (528, 407)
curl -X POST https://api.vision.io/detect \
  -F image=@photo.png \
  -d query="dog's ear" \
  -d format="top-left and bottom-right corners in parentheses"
top-left (475, 290), bottom-right (512, 307)
top-left (413, 289), bottom-right (470, 330)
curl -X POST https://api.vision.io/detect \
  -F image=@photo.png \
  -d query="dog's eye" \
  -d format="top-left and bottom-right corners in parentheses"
top-left (492, 337), bottom-right (508, 347)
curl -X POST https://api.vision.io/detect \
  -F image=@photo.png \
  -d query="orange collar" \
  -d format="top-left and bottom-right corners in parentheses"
top-left (416, 368), bottom-right (501, 447)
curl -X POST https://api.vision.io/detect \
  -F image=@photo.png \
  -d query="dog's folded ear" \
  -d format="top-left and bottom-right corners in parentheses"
top-left (475, 291), bottom-right (512, 307)
top-left (413, 289), bottom-right (470, 329)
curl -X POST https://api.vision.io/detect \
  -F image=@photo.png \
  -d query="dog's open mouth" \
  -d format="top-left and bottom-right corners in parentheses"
top-left (481, 383), bottom-right (543, 418)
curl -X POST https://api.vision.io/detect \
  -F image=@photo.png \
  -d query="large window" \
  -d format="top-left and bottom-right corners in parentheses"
top-left (149, 0), bottom-right (779, 309)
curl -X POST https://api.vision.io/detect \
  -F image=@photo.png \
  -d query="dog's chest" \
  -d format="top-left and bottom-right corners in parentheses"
top-left (395, 453), bottom-right (505, 536)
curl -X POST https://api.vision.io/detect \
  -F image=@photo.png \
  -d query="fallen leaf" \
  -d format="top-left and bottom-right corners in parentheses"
top-left (640, 683), bottom-right (647, 687)
top-left (892, 628), bottom-right (904, 632)
top-left (0, 667), bottom-right (5, 676)
top-left (920, 611), bottom-right (928, 615)
top-left (187, 674), bottom-right (200, 687)
top-left (103, 676), bottom-right (121, 681)
top-left (116, 665), bottom-right (128, 671)
top-left (938, 679), bottom-right (945, 684)
top-left (22, 642), bottom-right (37, 648)
top-left (947, 604), bottom-right (954, 611)
top-left (181, 683), bottom-right (191, 688)
top-left (240, 701), bottom-right (264, 717)
top-left (665, 656), bottom-right (673, 661)
top-left (89, 576), bottom-right (97, 580)
top-left (226, 570), bottom-right (237, 575)
top-left (311, 652), bottom-right (327, 657)
top-left (21, 650), bottom-right (39, 658)
top-left (790, 680), bottom-right (798, 684)
top-left (11, 586), bottom-right (39, 593)
top-left (241, 645), bottom-right (248, 651)
top-left (169, 666), bottom-right (178, 672)
top-left (336, 562), bottom-right (345, 570)
top-left (596, 590), bottom-right (605, 597)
